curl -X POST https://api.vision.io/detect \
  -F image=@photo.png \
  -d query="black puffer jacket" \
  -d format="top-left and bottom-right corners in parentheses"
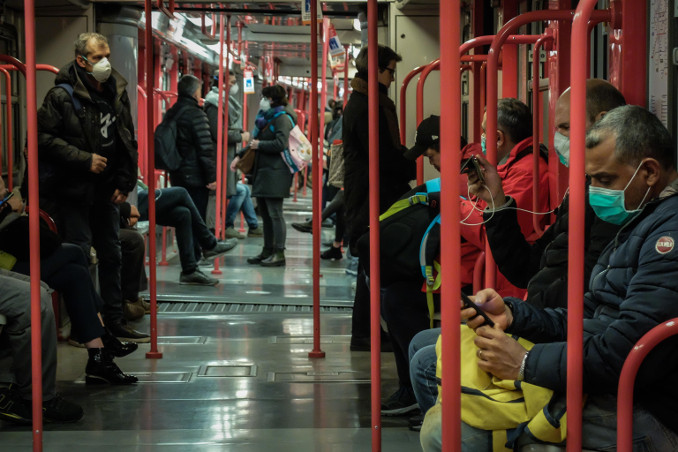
top-left (37, 61), bottom-right (137, 205)
top-left (168, 95), bottom-right (216, 189)
top-left (484, 187), bottom-right (620, 309)
top-left (342, 76), bottom-right (415, 246)
top-left (510, 188), bottom-right (678, 434)
top-left (250, 105), bottom-right (296, 199)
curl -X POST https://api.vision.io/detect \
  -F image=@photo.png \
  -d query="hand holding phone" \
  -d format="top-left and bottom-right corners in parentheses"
top-left (460, 156), bottom-right (485, 184)
top-left (461, 292), bottom-right (495, 327)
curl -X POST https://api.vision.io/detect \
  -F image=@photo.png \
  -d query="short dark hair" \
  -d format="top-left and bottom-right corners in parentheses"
top-left (178, 74), bottom-right (202, 97)
top-left (497, 98), bottom-right (531, 144)
top-left (211, 69), bottom-right (236, 88)
top-left (586, 105), bottom-right (676, 170)
top-left (262, 84), bottom-right (288, 107)
top-left (586, 79), bottom-right (627, 123)
top-left (354, 45), bottom-right (402, 74)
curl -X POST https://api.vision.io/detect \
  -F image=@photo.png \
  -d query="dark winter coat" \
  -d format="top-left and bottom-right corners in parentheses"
top-left (250, 105), bottom-right (296, 199)
top-left (342, 75), bottom-right (415, 246)
top-left (168, 95), bottom-right (216, 189)
top-left (484, 185), bottom-right (620, 309)
top-left (508, 181), bottom-right (678, 434)
top-left (37, 61), bottom-right (137, 206)
top-left (204, 87), bottom-right (243, 197)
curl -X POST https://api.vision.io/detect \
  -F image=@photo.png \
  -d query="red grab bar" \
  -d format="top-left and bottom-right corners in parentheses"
top-left (617, 319), bottom-right (678, 452)
top-left (157, 0), bottom-right (175, 19)
top-left (399, 64), bottom-right (426, 147)
top-left (415, 59), bottom-right (439, 184)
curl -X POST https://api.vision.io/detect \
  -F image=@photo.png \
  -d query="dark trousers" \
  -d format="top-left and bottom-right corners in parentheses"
top-left (120, 228), bottom-right (146, 301)
top-left (351, 267), bottom-right (371, 340)
top-left (140, 187), bottom-right (217, 273)
top-left (258, 197), bottom-right (286, 250)
top-left (184, 186), bottom-right (210, 260)
top-left (381, 281), bottom-right (440, 388)
top-left (322, 190), bottom-right (345, 243)
top-left (13, 243), bottom-right (105, 343)
top-left (44, 196), bottom-right (122, 326)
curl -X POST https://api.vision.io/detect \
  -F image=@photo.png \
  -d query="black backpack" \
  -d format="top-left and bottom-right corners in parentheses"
top-left (154, 104), bottom-right (189, 171)
top-left (356, 178), bottom-right (441, 288)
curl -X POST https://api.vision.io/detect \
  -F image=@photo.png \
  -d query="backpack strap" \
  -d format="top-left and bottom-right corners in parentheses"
top-left (420, 214), bottom-right (442, 328)
top-left (56, 83), bottom-right (81, 112)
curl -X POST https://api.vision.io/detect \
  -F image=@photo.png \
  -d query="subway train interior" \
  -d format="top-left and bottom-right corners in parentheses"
top-left (1, 0), bottom-right (678, 451)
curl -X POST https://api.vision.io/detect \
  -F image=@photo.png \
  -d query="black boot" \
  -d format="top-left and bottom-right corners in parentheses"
top-left (85, 348), bottom-right (138, 385)
top-left (102, 331), bottom-right (138, 358)
top-left (247, 247), bottom-right (273, 264)
top-left (260, 249), bottom-right (286, 267)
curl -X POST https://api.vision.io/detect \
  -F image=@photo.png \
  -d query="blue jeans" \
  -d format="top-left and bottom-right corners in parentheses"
top-left (225, 182), bottom-right (258, 229)
top-left (409, 328), bottom-right (440, 414)
top-left (420, 393), bottom-right (678, 451)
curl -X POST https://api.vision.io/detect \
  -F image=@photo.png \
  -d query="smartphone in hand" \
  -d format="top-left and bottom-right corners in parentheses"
top-left (461, 291), bottom-right (495, 327)
top-left (460, 156), bottom-right (485, 184)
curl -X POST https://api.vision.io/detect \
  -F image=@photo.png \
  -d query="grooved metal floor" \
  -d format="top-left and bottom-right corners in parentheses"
top-left (1, 195), bottom-right (420, 451)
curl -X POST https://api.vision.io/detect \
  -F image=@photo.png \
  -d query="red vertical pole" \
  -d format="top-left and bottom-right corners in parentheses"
top-left (319, 16), bottom-right (330, 201)
top-left (500, 0), bottom-right (519, 99)
top-left (24, 1), bottom-right (44, 449)
top-left (0, 69), bottom-right (8, 185)
top-left (5, 69), bottom-right (12, 189)
top-left (145, 0), bottom-right (162, 360)
top-left (220, 15), bottom-right (232, 238)
top-left (415, 59), bottom-right (439, 185)
top-left (569, 2), bottom-right (599, 449)
top-left (367, 0), bottom-right (381, 449)
top-left (343, 45), bottom-right (350, 107)
top-left (308, 0), bottom-right (325, 360)
top-left (212, 13), bottom-right (226, 275)
top-left (440, 1), bottom-right (462, 450)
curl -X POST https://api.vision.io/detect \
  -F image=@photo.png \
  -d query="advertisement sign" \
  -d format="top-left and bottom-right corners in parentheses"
top-left (243, 70), bottom-right (255, 94)
top-left (327, 24), bottom-right (345, 57)
top-left (301, 0), bottom-right (322, 25)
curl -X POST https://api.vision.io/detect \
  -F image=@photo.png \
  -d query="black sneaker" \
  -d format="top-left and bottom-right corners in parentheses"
top-left (107, 322), bottom-right (151, 343)
top-left (408, 413), bottom-right (424, 432)
top-left (247, 227), bottom-right (264, 237)
top-left (180, 269), bottom-right (219, 286)
top-left (203, 238), bottom-right (238, 259)
top-left (0, 385), bottom-right (31, 425)
top-left (42, 394), bottom-right (84, 423)
top-left (380, 386), bottom-right (419, 416)
top-left (320, 246), bottom-right (342, 260)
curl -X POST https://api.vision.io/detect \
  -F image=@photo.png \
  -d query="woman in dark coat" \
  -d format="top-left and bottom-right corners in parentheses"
top-left (232, 85), bottom-right (296, 266)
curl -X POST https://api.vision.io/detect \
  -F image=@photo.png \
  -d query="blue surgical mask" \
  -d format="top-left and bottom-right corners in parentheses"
top-left (553, 131), bottom-right (570, 167)
top-left (480, 134), bottom-right (487, 155)
top-left (588, 161), bottom-right (650, 225)
top-left (259, 98), bottom-right (271, 112)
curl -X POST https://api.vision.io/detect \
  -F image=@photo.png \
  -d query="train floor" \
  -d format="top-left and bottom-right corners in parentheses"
top-left (2, 194), bottom-right (423, 451)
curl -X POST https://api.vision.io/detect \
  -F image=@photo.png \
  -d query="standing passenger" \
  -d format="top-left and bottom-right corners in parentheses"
top-left (37, 32), bottom-right (146, 342)
top-left (232, 85), bottom-right (297, 267)
top-left (342, 45), bottom-right (417, 350)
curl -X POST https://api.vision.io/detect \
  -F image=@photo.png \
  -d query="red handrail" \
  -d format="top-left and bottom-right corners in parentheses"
top-left (343, 45), bottom-right (350, 107)
top-left (211, 13), bottom-right (226, 275)
top-left (617, 319), bottom-right (678, 452)
top-left (569, 3), bottom-right (611, 450)
top-left (145, 0), bottom-right (162, 360)
top-left (439, 1), bottom-right (463, 449)
top-left (399, 64), bottom-right (426, 147)
top-left (415, 58), bottom-right (439, 184)
top-left (367, 1), bottom-right (382, 449)
top-left (157, 0), bottom-right (175, 19)
top-left (307, 0), bottom-right (325, 360)
top-left (531, 34), bottom-right (554, 236)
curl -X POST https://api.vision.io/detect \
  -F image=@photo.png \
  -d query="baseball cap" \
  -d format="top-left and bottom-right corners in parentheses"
top-left (404, 115), bottom-right (440, 160)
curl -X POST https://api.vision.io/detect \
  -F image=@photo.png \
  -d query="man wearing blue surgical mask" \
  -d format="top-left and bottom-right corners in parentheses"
top-left (37, 32), bottom-right (146, 342)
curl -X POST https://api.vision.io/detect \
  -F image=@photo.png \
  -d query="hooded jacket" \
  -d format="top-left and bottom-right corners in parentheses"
top-left (342, 75), bottom-right (415, 247)
top-left (167, 94), bottom-right (216, 189)
top-left (37, 61), bottom-right (137, 205)
top-left (204, 87), bottom-right (244, 197)
top-left (509, 179), bottom-right (678, 434)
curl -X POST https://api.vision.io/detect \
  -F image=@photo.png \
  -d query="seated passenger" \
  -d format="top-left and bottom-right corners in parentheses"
top-left (0, 183), bottom-right (138, 384)
top-left (422, 106), bottom-right (678, 451)
top-left (0, 270), bottom-right (83, 424)
top-left (136, 183), bottom-right (237, 285)
top-left (407, 79), bottom-right (627, 431)
top-left (119, 203), bottom-right (148, 320)
top-left (381, 104), bottom-right (550, 417)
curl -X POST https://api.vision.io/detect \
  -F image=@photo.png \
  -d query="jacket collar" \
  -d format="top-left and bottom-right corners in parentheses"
top-left (498, 136), bottom-right (534, 171)
top-left (56, 60), bottom-right (128, 104)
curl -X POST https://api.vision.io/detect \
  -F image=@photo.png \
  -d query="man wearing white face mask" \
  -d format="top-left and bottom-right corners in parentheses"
top-left (37, 32), bottom-right (146, 342)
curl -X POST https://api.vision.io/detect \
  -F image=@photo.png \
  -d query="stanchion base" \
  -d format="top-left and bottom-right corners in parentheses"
top-left (145, 351), bottom-right (163, 359)
top-left (158, 262), bottom-right (169, 266)
top-left (211, 269), bottom-right (223, 275)
top-left (308, 350), bottom-right (326, 359)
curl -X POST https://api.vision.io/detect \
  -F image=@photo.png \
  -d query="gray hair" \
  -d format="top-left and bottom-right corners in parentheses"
top-left (178, 74), bottom-right (202, 98)
top-left (586, 105), bottom-right (675, 170)
top-left (74, 32), bottom-right (109, 57)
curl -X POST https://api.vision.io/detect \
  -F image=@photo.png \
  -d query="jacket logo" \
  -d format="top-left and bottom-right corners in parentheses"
top-left (655, 236), bottom-right (674, 254)
top-left (100, 113), bottom-right (116, 139)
